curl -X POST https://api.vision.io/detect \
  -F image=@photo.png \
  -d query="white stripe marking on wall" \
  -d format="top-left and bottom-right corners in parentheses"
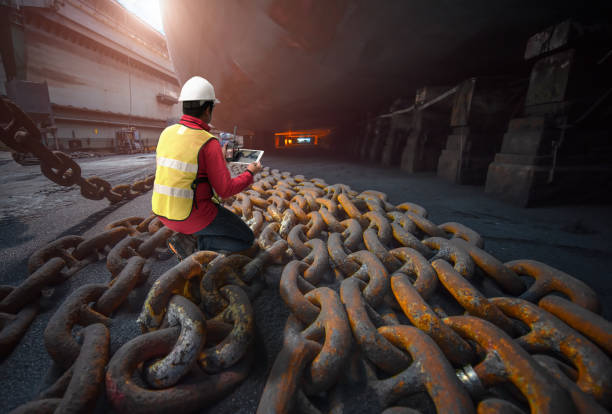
top-left (157, 156), bottom-right (198, 173)
top-left (153, 183), bottom-right (193, 199)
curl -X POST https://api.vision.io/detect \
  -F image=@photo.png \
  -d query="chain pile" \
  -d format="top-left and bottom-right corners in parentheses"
top-left (1, 134), bottom-right (611, 412)
top-left (224, 168), bottom-right (609, 414)
top-left (0, 98), bottom-right (154, 203)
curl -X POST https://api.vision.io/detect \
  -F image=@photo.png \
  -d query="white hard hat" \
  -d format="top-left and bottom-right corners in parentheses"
top-left (178, 76), bottom-right (221, 104)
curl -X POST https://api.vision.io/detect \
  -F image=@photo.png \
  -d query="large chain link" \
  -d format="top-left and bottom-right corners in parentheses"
top-left (0, 98), bottom-right (154, 203)
top-left (4, 165), bottom-right (612, 413)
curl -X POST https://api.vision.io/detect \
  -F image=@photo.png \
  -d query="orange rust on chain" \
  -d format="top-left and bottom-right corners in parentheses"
top-left (363, 228), bottom-right (403, 272)
top-left (256, 315), bottom-right (322, 414)
top-left (396, 202), bottom-right (428, 217)
top-left (300, 287), bottom-right (352, 394)
top-left (315, 197), bottom-right (339, 217)
top-left (72, 227), bottom-right (131, 260)
top-left (340, 218), bottom-right (363, 251)
top-left (388, 247), bottom-right (438, 299)
top-left (144, 295), bottom-right (206, 388)
top-left (299, 187), bottom-right (323, 200)
top-left (338, 193), bottom-right (367, 227)
top-left (327, 232), bottom-right (361, 278)
top-left (301, 238), bottom-right (330, 284)
top-left (248, 193), bottom-right (269, 209)
top-left (289, 199), bottom-right (309, 222)
top-left (362, 197), bottom-right (387, 216)
top-left (534, 354), bottom-right (609, 414)
top-left (106, 327), bottom-right (252, 414)
top-left (199, 285), bottom-right (254, 373)
top-left (246, 210), bottom-right (265, 237)
top-left (200, 255), bottom-right (252, 314)
top-left (362, 211), bottom-right (392, 246)
top-left (55, 323), bottom-right (109, 413)
top-left (235, 193), bottom-right (254, 219)
top-left (438, 222), bottom-right (484, 248)
top-left (444, 315), bottom-right (577, 414)
top-left (390, 272), bottom-right (472, 365)
top-left (105, 216), bottom-right (144, 235)
top-left (476, 399), bottom-right (524, 414)
top-left (368, 325), bottom-right (475, 413)
top-left (433, 260), bottom-right (520, 336)
top-left (137, 227), bottom-right (174, 258)
top-left (287, 224), bottom-right (309, 258)
top-left (506, 259), bottom-right (601, 313)
top-left (450, 238), bottom-right (525, 295)
top-left (404, 211), bottom-right (446, 238)
top-left (538, 295), bottom-right (612, 355)
top-left (279, 261), bottom-right (319, 324)
top-left (27, 235), bottom-right (83, 275)
top-left (324, 183), bottom-right (355, 201)
top-left (147, 216), bottom-right (165, 233)
top-left (137, 251), bottom-right (220, 332)
top-left (279, 209), bottom-right (298, 239)
top-left (106, 236), bottom-right (145, 277)
top-left (340, 277), bottom-right (410, 373)
top-left (95, 256), bottom-right (147, 316)
top-left (266, 204), bottom-right (284, 222)
top-left (268, 195), bottom-right (289, 211)
top-left (303, 194), bottom-right (319, 211)
top-left (258, 222), bottom-right (282, 250)
top-left (387, 211), bottom-right (418, 234)
top-left (359, 189), bottom-right (388, 201)
top-left (242, 239), bottom-right (289, 282)
top-left (490, 296), bottom-right (612, 407)
top-left (135, 214), bottom-right (157, 233)
top-left (390, 222), bottom-right (434, 257)
top-left (44, 283), bottom-right (109, 369)
top-left (344, 250), bottom-right (389, 307)
top-left (305, 211), bottom-right (326, 239)
top-left (423, 237), bottom-right (475, 279)
top-left (319, 206), bottom-right (345, 233)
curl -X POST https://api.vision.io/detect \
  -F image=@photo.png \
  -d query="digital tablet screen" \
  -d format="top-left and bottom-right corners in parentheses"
top-left (232, 149), bottom-right (264, 164)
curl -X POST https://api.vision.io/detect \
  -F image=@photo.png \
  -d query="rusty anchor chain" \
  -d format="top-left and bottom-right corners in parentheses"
top-left (4, 164), bottom-right (612, 413)
top-left (0, 98), bottom-right (154, 204)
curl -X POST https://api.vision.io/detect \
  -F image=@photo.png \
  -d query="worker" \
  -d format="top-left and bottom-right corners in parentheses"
top-left (152, 76), bottom-right (262, 259)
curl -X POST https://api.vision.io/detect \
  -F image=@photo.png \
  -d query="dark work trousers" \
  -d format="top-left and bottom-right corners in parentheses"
top-left (194, 205), bottom-right (254, 253)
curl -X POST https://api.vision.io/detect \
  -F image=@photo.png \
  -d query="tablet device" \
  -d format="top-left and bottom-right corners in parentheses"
top-left (231, 149), bottom-right (264, 164)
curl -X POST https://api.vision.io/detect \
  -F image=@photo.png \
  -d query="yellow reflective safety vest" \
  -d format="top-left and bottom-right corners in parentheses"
top-left (152, 124), bottom-right (215, 220)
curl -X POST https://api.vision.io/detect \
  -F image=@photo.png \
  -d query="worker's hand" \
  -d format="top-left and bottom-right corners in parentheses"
top-left (247, 161), bottom-right (262, 175)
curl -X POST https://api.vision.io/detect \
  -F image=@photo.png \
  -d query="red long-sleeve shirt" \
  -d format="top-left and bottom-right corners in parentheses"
top-left (158, 115), bottom-right (253, 234)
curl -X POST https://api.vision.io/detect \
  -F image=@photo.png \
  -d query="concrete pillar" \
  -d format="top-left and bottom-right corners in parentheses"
top-left (400, 86), bottom-right (453, 173)
top-left (381, 99), bottom-right (412, 167)
top-left (485, 20), bottom-right (612, 206)
top-left (367, 116), bottom-right (391, 163)
top-left (437, 77), bottom-right (522, 184)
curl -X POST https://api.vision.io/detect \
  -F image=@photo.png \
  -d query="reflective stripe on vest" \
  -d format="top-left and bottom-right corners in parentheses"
top-left (152, 124), bottom-right (215, 220)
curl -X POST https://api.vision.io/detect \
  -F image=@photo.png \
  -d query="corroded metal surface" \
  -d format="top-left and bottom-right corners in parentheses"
top-left (3, 162), bottom-right (612, 413)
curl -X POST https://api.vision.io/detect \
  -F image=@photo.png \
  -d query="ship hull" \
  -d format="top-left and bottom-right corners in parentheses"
top-left (160, 0), bottom-right (608, 139)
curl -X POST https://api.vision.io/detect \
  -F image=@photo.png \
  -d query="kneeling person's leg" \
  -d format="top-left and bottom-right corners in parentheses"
top-left (195, 205), bottom-right (255, 253)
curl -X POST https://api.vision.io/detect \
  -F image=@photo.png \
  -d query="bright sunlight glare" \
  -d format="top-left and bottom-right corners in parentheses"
top-left (116, 0), bottom-right (164, 34)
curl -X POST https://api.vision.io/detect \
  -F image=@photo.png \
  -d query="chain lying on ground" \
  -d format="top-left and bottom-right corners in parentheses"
top-left (3, 165), bottom-right (612, 413)
top-left (0, 98), bottom-right (154, 203)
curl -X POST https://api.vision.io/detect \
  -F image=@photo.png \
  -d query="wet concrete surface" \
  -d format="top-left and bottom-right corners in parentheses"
top-left (0, 149), bottom-right (611, 413)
